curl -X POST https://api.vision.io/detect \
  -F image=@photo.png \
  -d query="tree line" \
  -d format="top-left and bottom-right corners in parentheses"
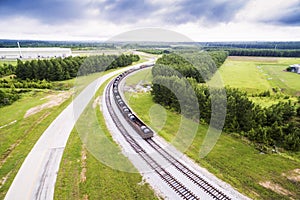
top-left (201, 41), bottom-right (300, 50)
top-left (15, 54), bottom-right (139, 81)
top-left (151, 53), bottom-right (300, 151)
top-left (153, 51), bottom-right (228, 83)
top-left (0, 89), bottom-right (20, 107)
top-left (0, 63), bottom-right (16, 77)
top-left (227, 49), bottom-right (300, 57)
top-left (0, 79), bottom-right (52, 89)
top-left (78, 54), bottom-right (139, 76)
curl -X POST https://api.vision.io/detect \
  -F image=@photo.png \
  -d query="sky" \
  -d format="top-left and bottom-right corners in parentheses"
top-left (0, 0), bottom-right (300, 42)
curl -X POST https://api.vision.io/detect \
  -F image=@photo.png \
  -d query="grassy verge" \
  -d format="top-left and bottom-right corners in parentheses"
top-left (54, 78), bottom-right (158, 199)
top-left (124, 68), bottom-right (300, 200)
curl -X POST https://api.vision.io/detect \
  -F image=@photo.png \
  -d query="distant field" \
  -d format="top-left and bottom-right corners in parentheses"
top-left (124, 70), bottom-right (300, 200)
top-left (214, 56), bottom-right (300, 95)
top-left (0, 60), bottom-right (17, 66)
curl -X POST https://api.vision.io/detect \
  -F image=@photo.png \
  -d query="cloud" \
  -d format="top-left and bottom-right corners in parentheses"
top-left (92, 0), bottom-right (249, 25)
top-left (235, 0), bottom-right (300, 26)
top-left (266, 6), bottom-right (300, 26)
top-left (92, 0), bottom-right (159, 24)
top-left (163, 0), bottom-right (249, 24)
top-left (0, 0), bottom-right (87, 24)
top-left (0, 0), bottom-right (300, 41)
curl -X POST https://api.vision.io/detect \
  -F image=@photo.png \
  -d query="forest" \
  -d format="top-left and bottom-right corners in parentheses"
top-left (153, 51), bottom-right (228, 83)
top-left (227, 49), bottom-right (300, 57)
top-left (15, 54), bottom-right (139, 81)
top-left (0, 63), bottom-right (16, 77)
top-left (151, 53), bottom-right (300, 151)
top-left (0, 54), bottom-right (139, 106)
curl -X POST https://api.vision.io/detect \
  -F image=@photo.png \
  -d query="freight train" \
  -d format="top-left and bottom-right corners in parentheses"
top-left (112, 64), bottom-right (154, 139)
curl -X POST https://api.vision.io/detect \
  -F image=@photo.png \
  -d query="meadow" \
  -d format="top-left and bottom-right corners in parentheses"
top-left (0, 90), bottom-right (72, 199)
top-left (213, 56), bottom-right (300, 96)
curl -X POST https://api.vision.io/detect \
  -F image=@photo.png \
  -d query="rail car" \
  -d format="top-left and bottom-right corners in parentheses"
top-left (112, 64), bottom-right (154, 139)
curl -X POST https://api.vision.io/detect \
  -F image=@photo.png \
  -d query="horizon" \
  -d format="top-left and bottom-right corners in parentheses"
top-left (1, 39), bottom-right (300, 43)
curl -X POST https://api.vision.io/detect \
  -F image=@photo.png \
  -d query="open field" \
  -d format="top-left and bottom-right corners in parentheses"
top-left (0, 60), bottom-right (17, 66)
top-left (214, 56), bottom-right (300, 96)
top-left (54, 78), bottom-right (158, 200)
top-left (0, 90), bottom-right (72, 199)
top-left (124, 67), bottom-right (300, 200)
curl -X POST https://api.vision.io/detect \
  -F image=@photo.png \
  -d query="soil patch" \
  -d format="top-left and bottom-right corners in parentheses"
top-left (80, 146), bottom-right (87, 183)
top-left (24, 91), bottom-right (72, 118)
top-left (282, 169), bottom-right (300, 183)
top-left (259, 181), bottom-right (293, 197)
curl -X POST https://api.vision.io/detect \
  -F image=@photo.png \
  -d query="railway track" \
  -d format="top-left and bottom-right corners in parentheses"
top-left (146, 139), bottom-right (231, 200)
top-left (105, 66), bottom-right (233, 199)
top-left (105, 81), bottom-right (200, 200)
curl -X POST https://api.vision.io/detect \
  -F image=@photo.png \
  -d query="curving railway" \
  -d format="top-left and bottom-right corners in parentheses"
top-left (105, 65), bottom-right (243, 200)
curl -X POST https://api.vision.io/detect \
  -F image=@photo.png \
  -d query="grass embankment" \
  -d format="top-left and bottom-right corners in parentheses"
top-left (124, 64), bottom-right (300, 200)
top-left (0, 90), bottom-right (72, 199)
top-left (54, 78), bottom-right (158, 199)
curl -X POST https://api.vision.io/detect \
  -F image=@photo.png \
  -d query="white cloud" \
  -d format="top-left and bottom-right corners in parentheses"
top-left (235, 0), bottom-right (299, 23)
top-left (0, 0), bottom-right (299, 41)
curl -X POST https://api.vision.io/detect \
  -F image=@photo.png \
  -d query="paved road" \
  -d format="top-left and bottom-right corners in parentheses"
top-left (4, 60), bottom-right (154, 200)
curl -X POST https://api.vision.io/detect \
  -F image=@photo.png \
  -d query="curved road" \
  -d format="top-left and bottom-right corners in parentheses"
top-left (4, 60), bottom-right (154, 200)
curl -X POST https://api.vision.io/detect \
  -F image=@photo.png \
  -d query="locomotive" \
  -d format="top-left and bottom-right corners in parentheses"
top-left (112, 64), bottom-right (154, 139)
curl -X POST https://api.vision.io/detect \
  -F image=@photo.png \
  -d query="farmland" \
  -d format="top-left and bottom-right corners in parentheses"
top-left (214, 56), bottom-right (300, 96)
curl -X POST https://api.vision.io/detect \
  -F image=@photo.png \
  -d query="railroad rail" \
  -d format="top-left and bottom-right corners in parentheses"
top-left (146, 139), bottom-right (231, 200)
top-left (105, 81), bottom-right (200, 200)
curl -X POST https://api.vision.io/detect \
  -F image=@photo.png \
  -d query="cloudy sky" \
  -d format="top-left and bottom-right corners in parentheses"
top-left (0, 0), bottom-right (299, 41)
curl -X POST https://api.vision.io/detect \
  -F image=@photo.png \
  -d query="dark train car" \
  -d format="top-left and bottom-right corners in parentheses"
top-left (112, 65), bottom-right (154, 139)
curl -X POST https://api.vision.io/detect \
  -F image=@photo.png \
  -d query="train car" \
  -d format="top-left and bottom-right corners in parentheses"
top-left (112, 67), bottom-right (154, 139)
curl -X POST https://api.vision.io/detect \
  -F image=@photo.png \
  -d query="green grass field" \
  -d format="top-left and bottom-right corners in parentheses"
top-left (124, 63), bottom-right (300, 200)
top-left (125, 68), bottom-right (153, 86)
top-left (0, 90), bottom-right (72, 199)
top-left (213, 56), bottom-right (300, 96)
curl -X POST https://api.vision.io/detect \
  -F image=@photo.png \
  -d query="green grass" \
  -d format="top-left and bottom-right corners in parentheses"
top-left (124, 67), bottom-right (300, 200)
top-left (261, 64), bottom-right (300, 96)
top-left (0, 60), bottom-right (17, 66)
top-left (125, 68), bottom-right (152, 86)
top-left (0, 92), bottom-right (72, 199)
top-left (212, 56), bottom-right (300, 95)
top-left (54, 78), bottom-right (158, 200)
